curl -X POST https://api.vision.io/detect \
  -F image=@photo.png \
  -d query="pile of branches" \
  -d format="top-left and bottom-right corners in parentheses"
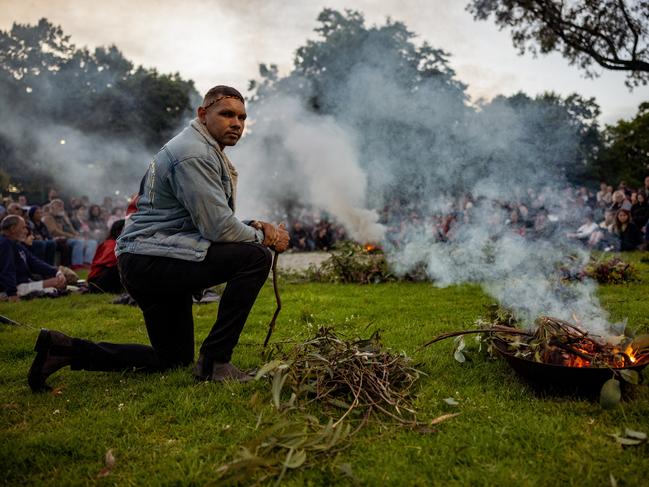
top-left (257, 327), bottom-right (422, 423)
top-left (216, 328), bottom-right (427, 484)
top-left (560, 255), bottom-right (637, 284)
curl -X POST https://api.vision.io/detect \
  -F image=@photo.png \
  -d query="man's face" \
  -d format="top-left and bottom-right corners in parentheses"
top-left (7, 203), bottom-right (22, 216)
top-left (50, 200), bottom-right (65, 215)
top-left (197, 97), bottom-right (246, 149)
top-left (6, 218), bottom-right (27, 241)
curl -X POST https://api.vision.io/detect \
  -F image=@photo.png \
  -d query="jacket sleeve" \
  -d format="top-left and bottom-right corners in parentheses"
top-left (0, 239), bottom-right (18, 296)
top-left (169, 156), bottom-right (263, 243)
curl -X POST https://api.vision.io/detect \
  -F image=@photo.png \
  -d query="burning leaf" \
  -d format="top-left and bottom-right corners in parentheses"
top-left (97, 448), bottom-right (116, 478)
top-left (599, 379), bottom-right (621, 410)
top-left (443, 398), bottom-right (459, 406)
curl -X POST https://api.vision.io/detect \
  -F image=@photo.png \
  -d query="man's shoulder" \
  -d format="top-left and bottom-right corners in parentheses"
top-left (163, 125), bottom-right (212, 165)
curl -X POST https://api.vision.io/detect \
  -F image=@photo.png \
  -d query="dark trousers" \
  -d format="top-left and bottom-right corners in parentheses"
top-left (30, 239), bottom-right (57, 266)
top-left (71, 243), bottom-right (272, 372)
top-left (88, 267), bottom-right (123, 294)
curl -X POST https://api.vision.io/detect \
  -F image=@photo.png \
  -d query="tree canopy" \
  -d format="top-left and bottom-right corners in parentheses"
top-left (467, 0), bottom-right (649, 87)
top-left (0, 18), bottom-right (199, 200)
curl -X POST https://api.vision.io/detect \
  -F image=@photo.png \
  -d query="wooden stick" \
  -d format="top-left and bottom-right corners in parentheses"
top-left (263, 251), bottom-right (281, 348)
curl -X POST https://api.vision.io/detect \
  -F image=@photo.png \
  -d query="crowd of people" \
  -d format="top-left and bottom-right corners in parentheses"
top-left (0, 188), bottom-right (127, 300)
top-left (378, 177), bottom-right (649, 252)
top-left (1, 176), bottom-right (648, 301)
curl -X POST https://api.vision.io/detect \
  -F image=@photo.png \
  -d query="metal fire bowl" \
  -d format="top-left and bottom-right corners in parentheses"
top-left (493, 339), bottom-right (647, 396)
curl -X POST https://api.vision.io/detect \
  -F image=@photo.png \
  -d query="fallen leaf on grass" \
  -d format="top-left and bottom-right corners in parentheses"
top-left (608, 429), bottom-right (647, 447)
top-left (430, 413), bottom-right (460, 425)
top-left (50, 387), bottom-right (64, 396)
top-left (97, 449), bottom-right (116, 478)
top-left (443, 398), bottom-right (459, 406)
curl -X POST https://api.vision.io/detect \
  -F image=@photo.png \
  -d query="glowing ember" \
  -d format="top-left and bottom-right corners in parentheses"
top-left (363, 243), bottom-right (379, 253)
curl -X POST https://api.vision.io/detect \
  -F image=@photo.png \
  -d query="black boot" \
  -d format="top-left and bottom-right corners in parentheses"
top-left (27, 329), bottom-right (75, 392)
top-left (193, 354), bottom-right (252, 383)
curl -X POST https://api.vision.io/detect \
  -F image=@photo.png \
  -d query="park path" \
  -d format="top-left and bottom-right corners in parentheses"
top-left (275, 251), bottom-right (330, 272)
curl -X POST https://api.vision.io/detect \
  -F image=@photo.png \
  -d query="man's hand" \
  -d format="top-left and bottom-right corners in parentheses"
top-left (253, 221), bottom-right (290, 253)
top-left (43, 272), bottom-right (67, 290)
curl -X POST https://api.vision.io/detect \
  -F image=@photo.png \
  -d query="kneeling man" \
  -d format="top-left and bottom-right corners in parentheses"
top-left (28, 85), bottom-right (288, 391)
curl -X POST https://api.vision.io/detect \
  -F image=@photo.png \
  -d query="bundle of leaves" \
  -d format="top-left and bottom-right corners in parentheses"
top-left (215, 416), bottom-right (353, 485)
top-left (216, 328), bottom-right (425, 484)
top-left (560, 256), bottom-right (637, 284)
top-left (257, 327), bottom-right (422, 423)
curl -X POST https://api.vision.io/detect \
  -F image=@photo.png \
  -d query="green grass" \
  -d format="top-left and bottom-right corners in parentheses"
top-left (2, 254), bottom-right (649, 486)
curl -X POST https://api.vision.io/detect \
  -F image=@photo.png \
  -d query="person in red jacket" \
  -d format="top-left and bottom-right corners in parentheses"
top-left (87, 220), bottom-right (125, 293)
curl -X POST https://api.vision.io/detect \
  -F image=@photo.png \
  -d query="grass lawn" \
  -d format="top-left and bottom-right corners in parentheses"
top-left (1, 254), bottom-right (649, 485)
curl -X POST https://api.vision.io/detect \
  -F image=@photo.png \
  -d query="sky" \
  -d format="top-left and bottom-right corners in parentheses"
top-left (1, 0), bottom-right (647, 124)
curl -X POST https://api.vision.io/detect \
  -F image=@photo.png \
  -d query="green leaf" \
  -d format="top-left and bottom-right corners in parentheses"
top-left (618, 369), bottom-right (639, 384)
top-left (610, 435), bottom-right (644, 446)
top-left (284, 449), bottom-right (307, 469)
top-left (454, 350), bottom-right (466, 363)
top-left (624, 428), bottom-right (647, 440)
top-left (600, 379), bottom-right (621, 410)
top-left (271, 370), bottom-right (288, 409)
top-left (443, 397), bottom-right (459, 406)
top-left (254, 359), bottom-right (283, 380)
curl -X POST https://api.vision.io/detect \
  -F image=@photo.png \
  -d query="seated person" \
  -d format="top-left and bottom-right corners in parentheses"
top-left (612, 208), bottom-right (644, 251)
top-left (0, 215), bottom-right (66, 301)
top-left (88, 219), bottom-right (125, 293)
top-left (42, 199), bottom-right (97, 269)
top-left (566, 213), bottom-right (599, 245)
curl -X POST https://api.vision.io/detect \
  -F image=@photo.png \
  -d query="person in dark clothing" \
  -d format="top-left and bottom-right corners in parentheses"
top-left (612, 209), bottom-right (644, 251)
top-left (0, 216), bottom-right (66, 301)
top-left (631, 191), bottom-right (649, 231)
top-left (87, 220), bottom-right (125, 293)
top-left (28, 85), bottom-right (290, 392)
top-left (26, 206), bottom-right (57, 265)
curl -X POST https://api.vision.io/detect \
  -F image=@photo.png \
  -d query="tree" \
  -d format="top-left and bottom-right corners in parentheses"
top-left (592, 102), bottom-right (649, 186)
top-left (0, 19), bottom-right (199, 201)
top-left (467, 0), bottom-right (649, 87)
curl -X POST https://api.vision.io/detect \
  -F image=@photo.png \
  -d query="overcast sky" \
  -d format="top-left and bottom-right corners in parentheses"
top-left (1, 0), bottom-right (647, 124)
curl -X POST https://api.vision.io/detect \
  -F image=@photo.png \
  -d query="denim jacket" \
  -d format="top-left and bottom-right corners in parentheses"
top-left (116, 122), bottom-right (263, 261)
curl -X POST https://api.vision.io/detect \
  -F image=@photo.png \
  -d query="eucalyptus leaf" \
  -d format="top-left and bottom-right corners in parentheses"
top-left (443, 397), bottom-right (459, 406)
top-left (453, 350), bottom-right (466, 363)
top-left (599, 379), bottom-right (621, 410)
top-left (624, 428), bottom-right (647, 440)
top-left (610, 435), bottom-right (644, 446)
top-left (618, 369), bottom-right (639, 384)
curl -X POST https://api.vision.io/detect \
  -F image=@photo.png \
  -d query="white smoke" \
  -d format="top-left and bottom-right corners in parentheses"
top-left (234, 95), bottom-right (385, 242)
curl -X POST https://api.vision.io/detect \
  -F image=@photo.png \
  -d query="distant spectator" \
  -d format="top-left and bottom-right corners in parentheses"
top-left (631, 191), bottom-right (649, 231)
top-left (25, 206), bottom-right (57, 265)
top-left (17, 195), bottom-right (27, 207)
top-left (87, 204), bottom-right (108, 242)
top-left (0, 215), bottom-right (66, 301)
top-left (289, 221), bottom-right (315, 251)
top-left (46, 188), bottom-right (59, 203)
top-left (88, 219), bottom-right (125, 294)
top-left (6, 202), bottom-right (24, 218)
top-left (612, 208), bottom-right (644, 251)
top-left (43, 199), bottom-right (97, 269)
top-left (106, 207), bottom-right (125, 229)
top-left (609, 190), bottom-right (627, 212)
top-left (567, 213), bottom-right (598, 245)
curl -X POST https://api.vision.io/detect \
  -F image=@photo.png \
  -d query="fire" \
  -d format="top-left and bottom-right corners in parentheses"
top-left (363, 243), bottom-right (378, 252)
